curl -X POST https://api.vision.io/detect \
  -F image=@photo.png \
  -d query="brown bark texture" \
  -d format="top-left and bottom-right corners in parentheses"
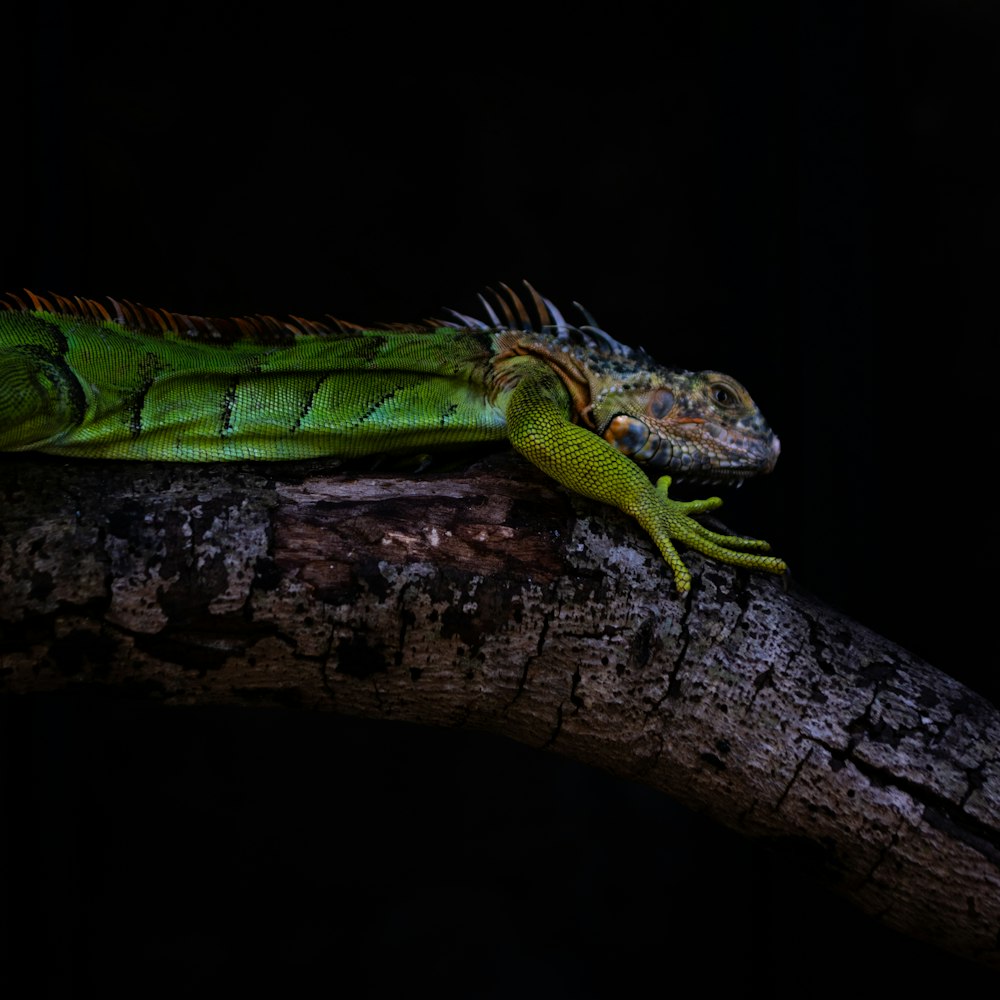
top-left (1, 452), bottom-right (998, 968)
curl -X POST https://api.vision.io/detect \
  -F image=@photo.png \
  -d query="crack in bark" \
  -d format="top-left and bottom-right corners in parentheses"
top-left (803, 734), bottom-right (1000, 863)
top-left (923, 807), bottom-right (1000, 870)
top-left (541, 700), bottom-right (564, 750)
top-left (541, 655), bottom-right (584, 750)
top-left (959, 763), bottom-right (988, 810)
top-left (746, 665), bottom-right (776, 711)
top-left (843, 680), bottom-right (885, 755)
top-left (800, 607), bottom-right (836, 676)
top-left (774, 748), bottom-right (814, 812)
top-left (505, 609), bottom-right (555, 713)
top-left (663, 605), bottom-right (693, 701)
top-left (394, 579), bottom-right (419, 665)
top-left (860, 818), bottom-right (905, 886)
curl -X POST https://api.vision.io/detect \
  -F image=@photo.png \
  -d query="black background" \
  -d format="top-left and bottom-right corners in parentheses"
top-left (2, 2), bottom-right (998, 993)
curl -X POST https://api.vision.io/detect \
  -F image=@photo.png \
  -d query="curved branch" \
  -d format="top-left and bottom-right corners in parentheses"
top-left (1, 452), bottom-right (998, 968)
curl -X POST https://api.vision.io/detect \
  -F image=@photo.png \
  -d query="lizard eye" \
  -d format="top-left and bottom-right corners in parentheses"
top-left (710, 382), bottom-right (738, 408)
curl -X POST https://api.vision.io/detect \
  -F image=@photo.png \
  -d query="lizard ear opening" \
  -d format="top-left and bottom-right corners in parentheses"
top-left (648, 388), bottom-right (675, 420)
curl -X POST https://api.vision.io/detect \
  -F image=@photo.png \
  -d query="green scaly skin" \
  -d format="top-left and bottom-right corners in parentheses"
top-left (0, 288), bottom-right (787, 593)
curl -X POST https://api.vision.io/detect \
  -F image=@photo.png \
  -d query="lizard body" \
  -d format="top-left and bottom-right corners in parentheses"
top-left (0, 285), bottom-right (785, 592)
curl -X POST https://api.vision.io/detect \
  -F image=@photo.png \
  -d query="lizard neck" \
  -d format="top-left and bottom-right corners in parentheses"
top-left (489, 331), bottom-right (595, 428)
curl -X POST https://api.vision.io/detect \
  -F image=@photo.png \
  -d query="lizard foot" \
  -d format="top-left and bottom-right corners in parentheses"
top-left (642, 475), bottom-right (788, 593)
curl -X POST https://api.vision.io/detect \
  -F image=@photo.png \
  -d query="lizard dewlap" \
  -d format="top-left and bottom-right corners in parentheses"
top-left (0, 284), bottom-right (786, 593)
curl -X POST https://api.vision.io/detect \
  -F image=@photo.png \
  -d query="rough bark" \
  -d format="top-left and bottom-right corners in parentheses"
top-left (1, 452), bottom-right (998, 968)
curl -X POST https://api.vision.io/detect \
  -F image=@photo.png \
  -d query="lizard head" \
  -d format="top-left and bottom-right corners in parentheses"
top-left (590, 367), bottom-right (780, 483)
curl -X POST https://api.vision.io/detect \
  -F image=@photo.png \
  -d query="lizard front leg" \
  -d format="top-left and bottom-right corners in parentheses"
top-left (504, 365), bottom-right (786, 593)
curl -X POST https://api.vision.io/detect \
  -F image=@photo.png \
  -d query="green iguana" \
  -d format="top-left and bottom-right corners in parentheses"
top-left (0, 284), bottom-right (785, 593)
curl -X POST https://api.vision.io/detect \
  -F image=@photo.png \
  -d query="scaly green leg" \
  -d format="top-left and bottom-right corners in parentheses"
top-left (505, 364), bottom-right (787, 593)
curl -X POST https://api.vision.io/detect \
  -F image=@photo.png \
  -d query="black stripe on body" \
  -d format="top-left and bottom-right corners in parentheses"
top-left (127, 353), bottom-right (168, 438)
top-left (128, 379), bottom-right (154, 438)
top-left (439, 403), bottom-right (459, 426)
top-left (221, 378), bottom-right (240, 434)
top-left (218, 357), bottom-right (268, 435)
top-left (353, 390), bottom-right (399, 426)
top-left (291, 375), bottom-right (328, 434)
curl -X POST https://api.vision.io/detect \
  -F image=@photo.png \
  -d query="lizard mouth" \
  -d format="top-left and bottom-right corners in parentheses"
top-left (604, 414), bottom-right (780, 481)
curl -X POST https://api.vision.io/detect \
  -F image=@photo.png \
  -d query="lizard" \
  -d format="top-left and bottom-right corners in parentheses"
top-left (0, 283), bottom-right (786, 593)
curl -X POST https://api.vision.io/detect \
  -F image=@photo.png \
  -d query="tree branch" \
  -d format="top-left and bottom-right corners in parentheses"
top-left (2, 452), bottom-right (998, 968)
